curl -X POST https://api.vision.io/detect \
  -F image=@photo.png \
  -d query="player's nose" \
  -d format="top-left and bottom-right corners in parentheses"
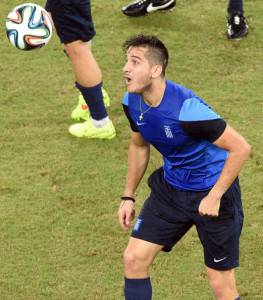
top-left (123, 61), bottom-right (130, 73)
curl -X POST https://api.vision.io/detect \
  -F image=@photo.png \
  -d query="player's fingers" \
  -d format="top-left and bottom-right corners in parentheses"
top-left (118, 211), bottom-right (127, 229)
top-left (199, 210), bottom-right (219, 217)
top-left (125, 212), bottom-right (132, 226)
top-left (119, 211), bottom-right (132, 231)
top-left (198, 206), bottom-right (204, 216)
top-left (125, 210), bottom-right (136, 228)
top-left (211, 212), bottom-right (219, 217)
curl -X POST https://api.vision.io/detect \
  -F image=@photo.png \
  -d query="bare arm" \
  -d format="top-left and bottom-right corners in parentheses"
top-left (123, 132), bottom-right (150, 196)
top-left (198, 124), bottom-right (251, 217)
top-left (118, 131), bottom-right (150, 230)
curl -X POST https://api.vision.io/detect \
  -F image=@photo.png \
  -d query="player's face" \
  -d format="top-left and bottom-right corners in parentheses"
top-left (123, 46), bottom-right (154, 94)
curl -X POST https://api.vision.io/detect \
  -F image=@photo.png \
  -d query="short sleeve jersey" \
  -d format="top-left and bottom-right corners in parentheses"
top-left (122, 80), bottom-right (228, 191)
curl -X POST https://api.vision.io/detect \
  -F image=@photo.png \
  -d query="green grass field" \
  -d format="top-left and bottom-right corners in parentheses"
top-left (0, 0), bottom-right (263, 299)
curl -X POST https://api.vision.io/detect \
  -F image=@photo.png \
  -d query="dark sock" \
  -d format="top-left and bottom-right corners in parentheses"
top-left (228, 0), bottom-right (243, 15)
top-left (124, 277), bottom-right (152, 300)
top-left (75, 82), bottom-right (108, 120)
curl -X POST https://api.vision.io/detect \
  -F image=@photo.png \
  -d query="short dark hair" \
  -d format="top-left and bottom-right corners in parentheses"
top-left (123, 34), bottom-right (169, 76)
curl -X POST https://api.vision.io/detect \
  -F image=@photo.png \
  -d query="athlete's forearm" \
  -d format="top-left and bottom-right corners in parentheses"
top-left (210, 145), bottom-right (251, 198)
top-left (123, 141), bottom-right (150, 197)
top-left (208, 124), bottom-right (251, 198)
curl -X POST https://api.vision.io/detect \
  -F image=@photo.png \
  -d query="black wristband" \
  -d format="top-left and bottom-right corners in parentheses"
top-left (121, 196), bottom-right (135, 202)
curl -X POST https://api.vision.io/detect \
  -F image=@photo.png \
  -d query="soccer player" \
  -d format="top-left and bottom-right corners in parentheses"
top-left (45, 0), bottom-right (116, 139)
top-left (118, 34), bottom-right (251, 299)
top-left (122, 0), bottom-right (248, 40)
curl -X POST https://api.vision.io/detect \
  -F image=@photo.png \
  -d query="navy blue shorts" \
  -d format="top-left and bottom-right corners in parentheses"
top-left (45, 0), bottom-right (96, 43)
top-left (131, 168), bottom-right (244, 271)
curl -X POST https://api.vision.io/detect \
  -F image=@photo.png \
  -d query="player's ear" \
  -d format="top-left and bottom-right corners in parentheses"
top-left (151, 64), bottom-right (163, 78)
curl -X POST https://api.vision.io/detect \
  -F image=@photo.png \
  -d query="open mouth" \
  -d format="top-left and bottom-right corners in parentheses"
top-left (124, 75), bottom-right (132, 85)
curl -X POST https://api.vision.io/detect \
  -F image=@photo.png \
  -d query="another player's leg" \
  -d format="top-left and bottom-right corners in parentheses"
top-left (65, 40), bottom-right (116, 139)
top-left (123, 237), bottom-right (162, 300)
top-left (68, 41), bottom-right (111, 122)
top-left (122, 0), bottom-right (176, 17)
top-left (46, 0), bottom-right (116, 139)
top-left (71, 86), bottom-right (110, 121)
top-left (227, 0), bottom-right (248, 39)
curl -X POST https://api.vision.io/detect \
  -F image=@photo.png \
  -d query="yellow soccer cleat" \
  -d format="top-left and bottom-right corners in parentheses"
top-left (71, 88), bottom-right (111, 121)
top-left (69, 118), bottom-right (116, 139)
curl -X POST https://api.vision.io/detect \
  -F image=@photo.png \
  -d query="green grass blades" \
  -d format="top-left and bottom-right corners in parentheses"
top-left (0, 0), bottom-right (262, 299)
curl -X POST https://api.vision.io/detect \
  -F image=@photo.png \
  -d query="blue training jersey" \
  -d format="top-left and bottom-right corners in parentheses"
top-left (122, 80), bottom-right (228, 191)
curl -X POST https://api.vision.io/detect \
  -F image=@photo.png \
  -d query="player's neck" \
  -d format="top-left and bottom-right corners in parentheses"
top-left (142, 78), bottom-right (166, 107)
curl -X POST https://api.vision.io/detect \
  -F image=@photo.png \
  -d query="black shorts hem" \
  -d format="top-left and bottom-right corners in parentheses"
top-left (60, 33), bottom-right (95, 44)
top-left (205, 262), bottom-right (239, 271)
top-left (131, 233), bottom-right (172, 252)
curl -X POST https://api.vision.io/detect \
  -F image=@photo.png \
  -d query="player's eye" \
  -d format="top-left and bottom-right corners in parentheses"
top-left (132, 59), bottom-right (139, 65)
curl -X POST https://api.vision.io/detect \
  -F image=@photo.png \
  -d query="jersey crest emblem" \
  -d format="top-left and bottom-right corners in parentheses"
top-left (164, 125), bottom-right (173, 138)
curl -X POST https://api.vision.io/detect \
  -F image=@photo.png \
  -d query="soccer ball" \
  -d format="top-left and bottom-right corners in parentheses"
top-left (6, 3), bottom-right (52, 51)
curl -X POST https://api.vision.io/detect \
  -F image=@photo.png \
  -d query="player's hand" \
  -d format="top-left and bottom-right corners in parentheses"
top-left (118, 200), bottom-right (135, 231)
top-left (198, 193), bottom-right (221, 217)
